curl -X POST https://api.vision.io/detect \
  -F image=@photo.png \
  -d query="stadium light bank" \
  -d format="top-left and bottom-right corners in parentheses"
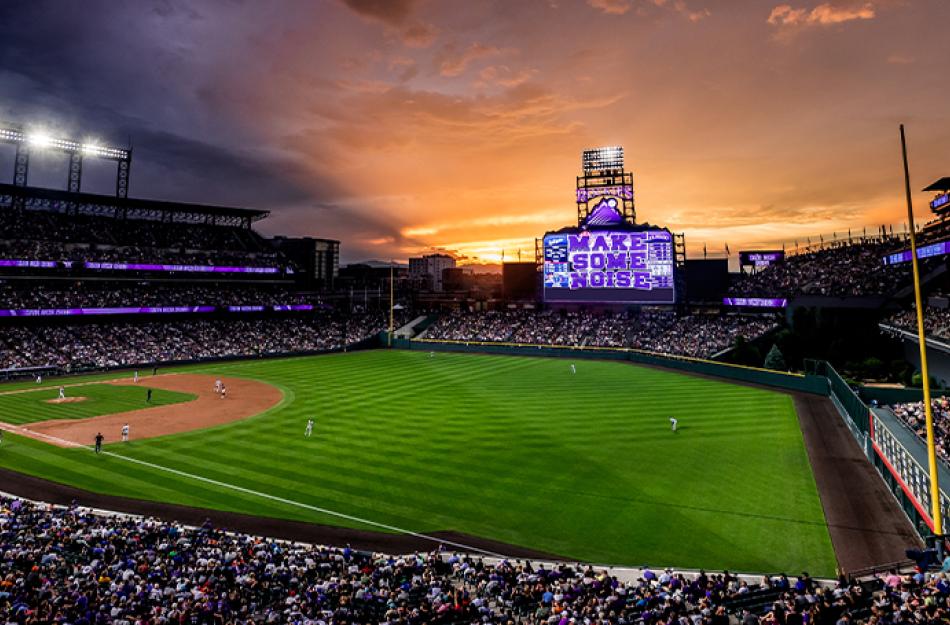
top-left (0, 124), bottom-right (132, 197)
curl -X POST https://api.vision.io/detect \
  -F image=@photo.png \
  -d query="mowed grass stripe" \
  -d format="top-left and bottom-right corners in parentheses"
top-left (0, 350), bottom-right (836, 574)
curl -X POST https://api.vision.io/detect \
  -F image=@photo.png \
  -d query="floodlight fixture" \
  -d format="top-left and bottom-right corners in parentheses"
top-left (582, 146), bottom-right (624, 174)
top-left (1, 123), bottom-right (132, 197)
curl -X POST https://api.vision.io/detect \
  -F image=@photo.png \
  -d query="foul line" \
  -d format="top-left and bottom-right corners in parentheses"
top-left (0, 374), bottom-right (181, 397)
top-left (2, 427), bottom-right (510, 559)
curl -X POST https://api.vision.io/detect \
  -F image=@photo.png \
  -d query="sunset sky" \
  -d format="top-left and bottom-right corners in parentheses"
top-left (0, 0), bottom-right (948, 264)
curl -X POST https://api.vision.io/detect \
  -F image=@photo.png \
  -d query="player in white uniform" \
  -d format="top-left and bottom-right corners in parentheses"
top-left (220, 385), bottom-right (226, 399)
top-left (133, 371), bottom-right (139, 383)
top-left (305, 418), bottom-right (314, 437)
top-left (214, 379), bottom-right (223, 394)
top-left (35, 374), bottom-right (42, 384)
top-left (121, 423), bottom-right (130, 442)
top-left (58, 386), bottom-right (65, 400)
top-left (570, 363), bottom-right (576, 375)
top-left (670, 417), bottom-right (678, 432)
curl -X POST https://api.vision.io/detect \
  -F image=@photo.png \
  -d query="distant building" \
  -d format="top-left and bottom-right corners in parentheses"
top-left (408, 253), bottom-right (456, 292)
top-left (269, 236), bottom-right (339, 290)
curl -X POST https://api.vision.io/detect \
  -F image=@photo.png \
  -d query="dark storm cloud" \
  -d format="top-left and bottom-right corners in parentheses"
top-left (338, 0), bottom-right (418, 25)
top-left (0, 0), bottom-right (360, 246)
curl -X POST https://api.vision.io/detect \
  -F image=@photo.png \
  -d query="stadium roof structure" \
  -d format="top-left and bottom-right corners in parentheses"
top-left (923, 177), bottom-right (950, 192)
top-left (0, 183), bottom-right (268, 228)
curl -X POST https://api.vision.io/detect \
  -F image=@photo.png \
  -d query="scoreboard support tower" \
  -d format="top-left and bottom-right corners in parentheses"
top-left (577, 146), bottom-right (635, 225)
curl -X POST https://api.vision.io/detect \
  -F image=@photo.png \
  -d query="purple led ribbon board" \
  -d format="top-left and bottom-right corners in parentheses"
top-left (0, 304), bottom-right (313, 317)
top-left (85, 262), bottom-right (280, 274)
top-left (722, 297), bottom-right (788, 308)
top-left (738, 251), bottom-right (784, 268)
top-left (0, 306), bottom-right (216, 317)
top-left (0, 259), bottom-right (59, 269)
top-left (882, 239), bottom-right (950, 265)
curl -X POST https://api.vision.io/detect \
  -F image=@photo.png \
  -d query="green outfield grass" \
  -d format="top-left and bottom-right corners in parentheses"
top-left (0, 383), bottom-right (195, 425)
top-left (0, 350), bottom-right (836, 574)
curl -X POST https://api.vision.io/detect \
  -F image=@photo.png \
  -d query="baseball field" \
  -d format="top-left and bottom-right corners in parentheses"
top-left (0, 350), bottom-right (836, 574)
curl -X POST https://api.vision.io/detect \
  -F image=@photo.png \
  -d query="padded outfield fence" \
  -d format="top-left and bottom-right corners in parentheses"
top-left (396, 335), bottom-right (947, 541)
top-left (397, 336), bottom-right (830, 395)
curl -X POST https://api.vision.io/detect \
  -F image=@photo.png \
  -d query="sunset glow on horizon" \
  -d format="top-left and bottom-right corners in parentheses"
top-left (1, 0), bottom-right (949, 264)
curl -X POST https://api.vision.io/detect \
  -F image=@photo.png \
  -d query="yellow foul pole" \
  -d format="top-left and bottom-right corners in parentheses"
top-left (901, 123), bottom-right (943, 535)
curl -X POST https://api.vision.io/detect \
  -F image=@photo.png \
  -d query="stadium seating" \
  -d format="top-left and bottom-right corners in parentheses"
top-left (889, 398), bottom-right (950, 467)
top-left (424, 310), bottom-right (778, 359)
top-left (729, 238), bottom-right (915, 297)
top-left (3, 495), bottom-right (945, 625)
top-left (885, 308), bottom-right (950, 342)
top-left (0, 313), bottom-right (399, 373)
top-left (0, 283), bottom-right (311, 309)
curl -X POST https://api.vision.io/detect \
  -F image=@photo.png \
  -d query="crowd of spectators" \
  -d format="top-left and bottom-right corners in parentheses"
top-left (0, 239), bottom-right (284, 270)
top-left (729, 238), bottom-right (917, 298)
top-left (889, 397), bottom-right (950, 467)
top-left (0, 313), bottom-right (394, 372)
top-left (0, 209), bottom-right (289, 269)
top-left (1, 496), bottom-right (947, 624)
top-left (0, 283), bottom-right (311, 310)
top-left (885, 308), bottom-right (950, 342)
top-left (423, 311), bottom-right (777, 359)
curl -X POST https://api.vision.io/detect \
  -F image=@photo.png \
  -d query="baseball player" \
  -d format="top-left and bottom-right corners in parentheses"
top-left (35, 374), bottom-right (41, 384)
top-left (121, 423), bottom-right (130, 442)
top-left (220, 385), bottom-right (226, 399)
top-left (94, 432), bottom-right (104, 454)
top-left (58, 386), bottom-right (65, 400)
top-left (305, 418), bottom-right (314, 438)
top-left (570, 363), bottom-right (576, 375)
top-left (133, 371), bottom-right (139, 383)
top-left (214, 379), bottom-right (223, 394)
top-left (146, 388), bottom-right (153, 403)
top-left (670, 416), bottom-right (678, 432)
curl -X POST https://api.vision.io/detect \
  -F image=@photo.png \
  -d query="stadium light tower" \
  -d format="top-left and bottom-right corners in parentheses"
top-left (0, 124), bottom-right (133, 197)
top-left (577, 146), bottom-right (635, 224)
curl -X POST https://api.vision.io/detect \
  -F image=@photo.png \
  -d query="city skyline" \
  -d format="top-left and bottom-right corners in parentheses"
top-left (1, 0), bottom-right (948, 264)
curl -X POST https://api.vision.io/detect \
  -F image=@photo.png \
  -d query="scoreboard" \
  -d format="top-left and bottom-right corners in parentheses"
top-left (543, 229), bottom-right (675, 304)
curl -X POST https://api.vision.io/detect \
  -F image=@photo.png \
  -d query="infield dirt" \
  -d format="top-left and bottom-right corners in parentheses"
top-left (6, 374), bottom-right (282, 447)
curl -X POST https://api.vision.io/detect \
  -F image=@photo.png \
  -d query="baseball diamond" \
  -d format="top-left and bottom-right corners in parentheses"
top-left (0, 349), bottom-right (865, 575)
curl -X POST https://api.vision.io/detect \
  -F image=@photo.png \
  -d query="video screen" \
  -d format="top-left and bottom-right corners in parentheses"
top-left (543, 229), bottom-right (675, 303)
top-left (739, 251), bottom-right (784, 268)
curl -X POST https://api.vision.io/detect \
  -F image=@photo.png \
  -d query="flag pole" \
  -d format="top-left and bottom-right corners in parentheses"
top-left (901, 123), bottom-right (943, 536)
top-left (388, 260), bottom-right (394, 348)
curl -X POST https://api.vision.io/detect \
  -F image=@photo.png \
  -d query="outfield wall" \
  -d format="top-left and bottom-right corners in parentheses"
top-left (814, 361), bottom-right (949, 540)
top-left (392, 336), bottom-right (830, 395)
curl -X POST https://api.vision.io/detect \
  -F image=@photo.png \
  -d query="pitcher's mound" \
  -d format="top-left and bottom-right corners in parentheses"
top-left (45, 397), bottom-right (88, 404)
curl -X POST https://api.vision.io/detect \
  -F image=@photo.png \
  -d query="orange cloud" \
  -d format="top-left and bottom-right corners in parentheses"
top-left (768, 2), bottom-right (875, 27)
top-left (438, 42), bottom-right (503, 77)
top-left (401, 22), bottom-right (437, 48)
top-left (587, 0), bottom-right (634, 15)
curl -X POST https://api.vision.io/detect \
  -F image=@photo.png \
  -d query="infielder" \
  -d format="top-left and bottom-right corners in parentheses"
top-left (305, 418), bottom-right (314, 437)
top-left (58, 386), bottom-right (65, 400)
top-left (133, 371), bottom-right (139, 383)
top-left (121, 423), bottom-right (130, 442)
top-left (94, 432), bottom-right (104, 454)
top-left (670, 417), bottom-right (678, 432)
top-left (220, 385), bottom-right (227, 399)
